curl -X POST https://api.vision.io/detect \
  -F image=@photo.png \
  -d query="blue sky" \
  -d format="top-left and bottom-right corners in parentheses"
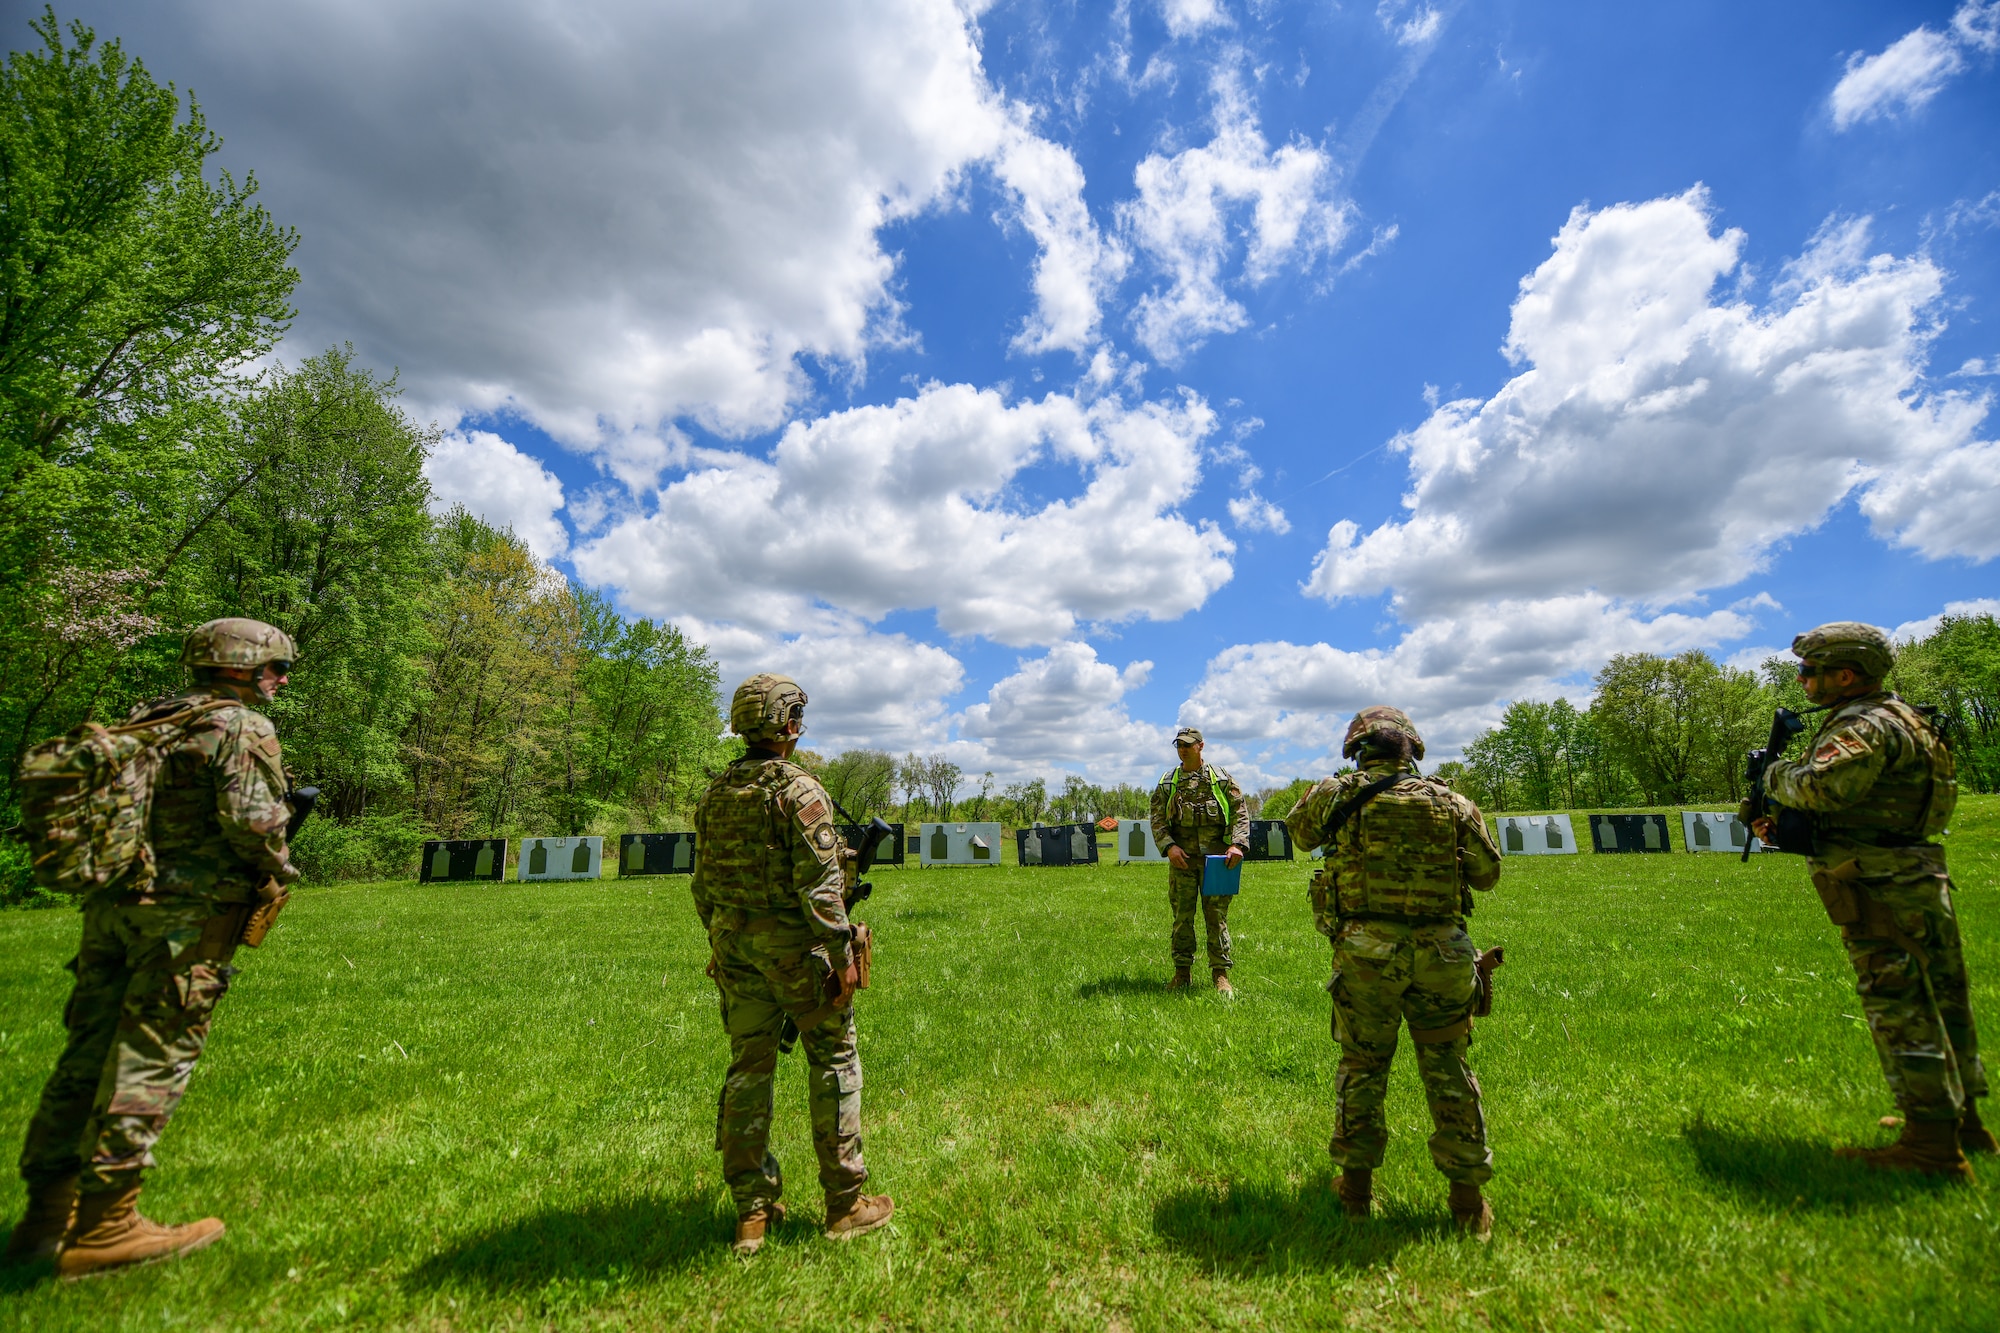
top-left (41, 0), bottom-right (2000, 789)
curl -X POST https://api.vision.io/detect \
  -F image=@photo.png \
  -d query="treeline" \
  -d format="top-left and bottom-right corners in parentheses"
top-left (0, 19), bottom-right (725, 899)
top-left (1436, 619), bottom-right (2000, 812)
top-left (800, 750), bottom-right (1159, 828)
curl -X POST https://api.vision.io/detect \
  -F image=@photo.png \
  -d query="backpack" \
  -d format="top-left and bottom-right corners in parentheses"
top-left (15, 699), bottom-right (237, 898)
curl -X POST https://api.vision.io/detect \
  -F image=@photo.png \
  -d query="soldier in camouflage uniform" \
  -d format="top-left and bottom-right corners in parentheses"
top-left (1285, 707), bottom-right (1503, 1240)
top-left (6, 619), bottom-right (301, 1278)
top-left (693, 674), bottom-right (892, 1255)
top-left (1752, 622), bottom-right (1989, 1178)
top-left (1150, 727), bottom-right (1249, 994)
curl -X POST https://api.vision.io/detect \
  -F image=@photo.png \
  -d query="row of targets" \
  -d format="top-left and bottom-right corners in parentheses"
top-left (1112, 819), bottom-right (1292, 863)
top-left (1490, 812), bottom-right (1768, 856)
top-left (419, 824), bottom-right (912, 883)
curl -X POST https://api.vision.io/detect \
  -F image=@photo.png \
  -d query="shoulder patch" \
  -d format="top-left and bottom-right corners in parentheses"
top-left (1813, 732), bottom-right (1870, 765)
top-left (814, 825), bottom-right (836, 850)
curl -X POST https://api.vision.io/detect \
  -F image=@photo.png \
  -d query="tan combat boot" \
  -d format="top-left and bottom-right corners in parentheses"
top-left (824, 1193), bottom-right (894, 1241)
top-left (4, 1174), bottom-right (77, 1264)
top-left (1834, 1118), bottom-right (1974, 1181)
top-left (1448, 1182), bottom-right (1493, 1242)
top-left (1213, 971), bottom-right (1234, 997)
top-left (1962, 1100), bottom-right (1999, 1155)
top-left (1166, 969), bottom-right (1191, 991)
top-left (55, 1185), bottom-right (223, 1280)
top-left (1332, 1168), bottom-right (1371, 1218)
top-left (731, 1201), bottom-right (785, 1256)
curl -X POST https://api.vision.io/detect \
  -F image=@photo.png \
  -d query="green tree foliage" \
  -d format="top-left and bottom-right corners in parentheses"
top-left (818, 749), bottom-right (898, 819)
top-left (0, 11), bottom-right (299, 773)
top-left (1894, 613), bottom-right (2000, 793)
top-left (1589, 651), bottom-right (1765, 804)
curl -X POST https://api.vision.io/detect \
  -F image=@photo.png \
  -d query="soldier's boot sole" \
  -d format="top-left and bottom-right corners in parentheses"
top-left (1332, 1171), bottom-right (1372, 1219)
top-left (5, 1174), bottom-right (77, 1265)
top-left (731, 1202), bottom-right (786, 1256)
top-left (1833, 1119), bottom-right (1975, 1181)
top-left (56, 1187), bottom-right (223, 1282)
top-left (1448, 1183), bottom-right (1493, 1243)
top-left (824, 1194), bottom-right (893, 1241)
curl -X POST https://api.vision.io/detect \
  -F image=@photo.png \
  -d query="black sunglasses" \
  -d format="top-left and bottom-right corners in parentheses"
top-left (267, 660), bottom-right (293, 676)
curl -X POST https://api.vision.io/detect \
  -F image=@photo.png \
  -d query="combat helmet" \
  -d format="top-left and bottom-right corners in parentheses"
top-left (1341, 705), bottom-right (1425, 761)
top-left (180, 618), bottom-right (296, 671)
top-left (1791, 622), bottom-right (1894, 680)
top-left (730, 673), bottom-right (808, 743)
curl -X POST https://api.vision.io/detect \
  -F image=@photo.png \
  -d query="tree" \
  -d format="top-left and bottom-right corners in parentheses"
top-left (820, 749), bottom-right (898, 819)
top-left (0, 10), bottom-right (298, 807)
top-left (194, 349), bottom-right (436, 819)
top-left (1895, 614), bottom-right (2000, 793)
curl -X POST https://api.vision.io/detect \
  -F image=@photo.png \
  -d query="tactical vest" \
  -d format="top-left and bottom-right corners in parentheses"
top-left (695, 757), bottom-right (804, 913)
top-left (1817, 696), bottom-right (1956, 844)
top-left (1157, 765), bottom-right (1233, 832)
top-left (1329, 775), bottom-right (1464, 919)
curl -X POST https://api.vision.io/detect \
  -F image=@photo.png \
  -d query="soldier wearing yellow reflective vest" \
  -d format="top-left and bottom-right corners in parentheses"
top-left (1285, 706), bottom-right (1503, 1241)
top-left (1750, 622), bottom-right (1990, 1179)
top-left (1149, 726), bottom-right (1249, 994)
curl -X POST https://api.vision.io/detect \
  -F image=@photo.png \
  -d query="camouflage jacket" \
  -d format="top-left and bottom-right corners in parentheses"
top-left (129, 683), bottom-right (297, 903)
top-left (1286, 759), bottom-right (1501, 922)
top-left (1765, 691), bottom-right (1956, 851)
top-left (1150, 762), bottom-right (1250, 857)
top-left (691, 751), bottom-right (852, 967)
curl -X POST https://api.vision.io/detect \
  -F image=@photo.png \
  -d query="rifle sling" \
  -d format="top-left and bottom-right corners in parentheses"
top-left (1320, 773), bottom-right (1410, 849)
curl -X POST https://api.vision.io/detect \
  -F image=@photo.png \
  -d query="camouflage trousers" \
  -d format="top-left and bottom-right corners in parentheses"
top-left (1327, 918), bottom-right (1492, 1185)
top-left (709, 924), bottom-right (867, 1218)
top-left (1167, 864), bottom-right (1233, 973)
top-left (1815, 846), bottom-right (1987, 1121)
top-left (18, 896), bottom-right (242, 1193)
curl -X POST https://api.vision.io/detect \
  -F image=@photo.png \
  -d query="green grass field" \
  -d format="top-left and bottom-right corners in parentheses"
top-left (4, 798), bottom-right (1999, 1330)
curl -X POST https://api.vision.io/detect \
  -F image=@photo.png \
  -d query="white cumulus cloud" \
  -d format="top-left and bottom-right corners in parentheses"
top-left (1830, 2), bottom-right (1997, 130)
top-left (1185, 186), bottom-right (1997, 763)
top-left (572, 382), bottom-right (1233, 647)
top-left (1120, 66), bottom-right (1349, 362)
top-left (1159, 0), bottom-right (1232, 40)
top-left (88, 0), bottom-right (1119, 458)
top-left (424, 430), bottom-right (570, 560)
top-left (1307, 190), bottom-right (1998, 619)
top-left (959, 641), bottom-right (1168, 783)
top-left (1891, 597), bottom-right (2000, 643)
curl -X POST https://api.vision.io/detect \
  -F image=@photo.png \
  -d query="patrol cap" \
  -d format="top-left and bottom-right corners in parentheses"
top-left (1174, 726), bottom-right (1204, 746)
top-left (180, 618), bottom-right (296, 671)
top-left (1341, 705), bottom-right (1425, 761)
top-left (730, 673), bottom-right (808, 742)
top-left (1791, 622), bottom-right (1894, 680)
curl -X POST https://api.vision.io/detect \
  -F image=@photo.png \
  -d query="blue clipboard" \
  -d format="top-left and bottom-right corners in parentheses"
top-left (1200, 855), bottom-right (1241, 897)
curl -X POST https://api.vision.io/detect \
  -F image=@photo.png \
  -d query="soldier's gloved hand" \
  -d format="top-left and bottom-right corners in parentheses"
top-left (1166, 846), bottom-right (1189, 871)
top-left (1751, 817), bottom-right (1776, 843)
top-left (272, 859), bottom-right (302, 886)
top-left (1223, 846), bottom-right (1244, 869)
top-left (831, 960), bottom-right (860, 1007)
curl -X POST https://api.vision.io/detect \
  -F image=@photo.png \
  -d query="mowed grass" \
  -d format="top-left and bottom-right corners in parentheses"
top-left (2, 800), bottom-right (1999, 1331)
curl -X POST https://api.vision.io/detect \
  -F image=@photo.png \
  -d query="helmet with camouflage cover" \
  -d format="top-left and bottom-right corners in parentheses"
top-left (180, 617), bottom-right (296, 671)
top-left (730, 673), bottom-right (808, 743)
top-left (1341, 705), bottom-right (1425, 761)
top-left (1791, 621), bottom-right (1894, 680)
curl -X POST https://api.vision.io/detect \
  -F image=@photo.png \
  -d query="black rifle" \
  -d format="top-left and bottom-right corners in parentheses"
top-left (779, 807), bottom-right (891, 1055)
top-left (286, 786), bottom-right (320, 840)
top-left (1741, 710), bottom-right (1810, 862)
